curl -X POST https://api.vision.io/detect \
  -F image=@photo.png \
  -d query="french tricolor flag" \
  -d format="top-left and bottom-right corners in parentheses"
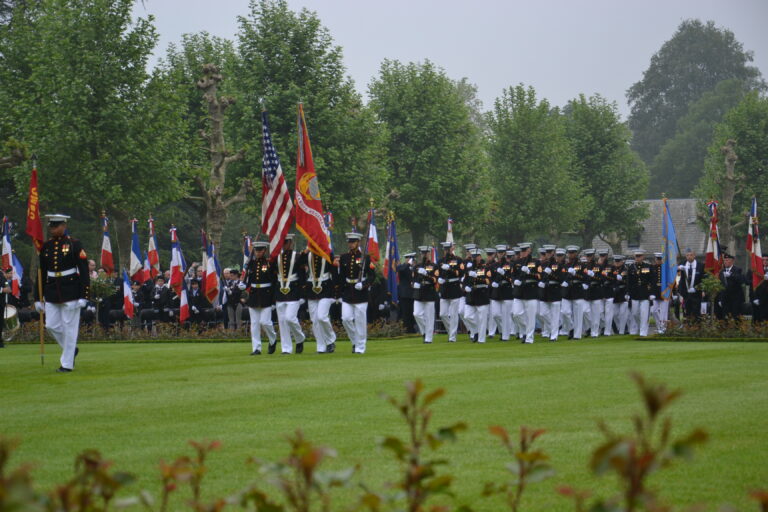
top-left (147, 217), bottom-right (160, 279)
top-left (142, 251), bottom-right (152, 283)
top-left (179, 281), bottom-right (190, 324)
top-left (1, 216), bottom-right (11, 271)
top-left (367, 209), bottom-right (380, 263)
top-left (204, 241), bottom-right (220, 304)
top-left (169, 227), bottom-right (186, 296)
top-left (122, 270), bottom-right (135, 319)
top-left (746, 197), bottom-right (763, 289)
top-left (11, 252), bottom-right (23, 298)
top-left (100, 215), bottom-right (114, 276)
top-left (130, 219), bottom-right (145, 283)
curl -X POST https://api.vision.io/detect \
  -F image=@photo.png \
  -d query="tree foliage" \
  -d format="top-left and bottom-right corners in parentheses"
top-left (649, 78), bottom-right (750, 198)
top-left (229, 0), bottom-right (388, 232)
top-left (627, 19), bottom-right (764, 166)
top-left (486, 85), bottom-right (587, 243)
top-left (0, 0), bottom-right (188, 266)
top-left (563, 94), bottom-right (649, 249)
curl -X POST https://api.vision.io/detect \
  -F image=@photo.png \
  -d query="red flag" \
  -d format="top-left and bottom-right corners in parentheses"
top-left (704, 200), bottom-right (723, 276)
top-left (295, 103), bottom-right (332, 262)
top-left (26, 165), bottom-right (44, 253)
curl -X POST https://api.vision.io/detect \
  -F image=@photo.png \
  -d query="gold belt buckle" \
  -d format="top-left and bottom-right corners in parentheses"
top-left (55, 271), bottom-right (62, 277)
top-left (312, 285), bottom-right (323, 294)
top-left (280, 287), bottom-right (291, 295)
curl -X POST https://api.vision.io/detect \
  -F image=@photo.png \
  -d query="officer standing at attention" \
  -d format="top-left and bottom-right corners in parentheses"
top-left (34, 214), bottom-right (90, 372)
top-left (339, 232), bottom-right (374, 354)
top-left (241, 241), bottom-right (277, 355)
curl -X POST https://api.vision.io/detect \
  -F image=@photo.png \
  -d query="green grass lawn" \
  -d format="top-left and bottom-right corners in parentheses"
top-left (1, 335), bottom-right (767, 511)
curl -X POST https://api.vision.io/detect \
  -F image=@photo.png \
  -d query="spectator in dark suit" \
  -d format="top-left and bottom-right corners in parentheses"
top-left (748, 254), bottom-right (768, 323)
top-left (716, 251), bottom-right (744, 323)
top-left (678, 248), bottom-right (704, 323)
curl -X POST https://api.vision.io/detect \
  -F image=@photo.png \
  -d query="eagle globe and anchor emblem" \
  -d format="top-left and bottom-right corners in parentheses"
top-left (298, 171), bottom-right (326, 294)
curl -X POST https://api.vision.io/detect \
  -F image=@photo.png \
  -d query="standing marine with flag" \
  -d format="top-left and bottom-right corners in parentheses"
top-left (295, 103), bottom-right (335, 353)
top-left (34, 214), bottom-right (90, 372)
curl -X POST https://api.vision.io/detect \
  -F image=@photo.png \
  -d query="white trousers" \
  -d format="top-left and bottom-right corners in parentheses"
top-left (602, 298), bottom-right (615, 335)
top-left (512, 299), bottom-right (525, 337)
top-left (248, 307), bottom-right (276, 351)
top-left (342, 301), bottom-right (367, 353)
top-left (571, 299), bottom-right (588, 339)
top-left (630, 299), bottom-right (650, 337)
top-left (45, 301), bottom-right (81, 370)
top-left (276, 300), bottom-right (305, 353)
top-left (559, 299), bottom-right (572, 335)
top-left (539, 301), bottom-right (561, 341)
top-left (414, 300), bottom-right (436, 342)
top-left (308, 298), bottom-right (336, 352)
top-left (464, 304), bottom-right (488, 342)
top-left (517, 299), bottom-right (538, 343)
top-left (439, 298), bottom-right (460, 341)
top-left (651, 299), bottom-right (670, 334)
top-left (501, 299), bottom-right (514, 339)
top-left (489, 300), bottom-right (503, 337)
top-left (610, 301), bottom-right (629, 335)
top-left (589, 300), bottom-right (604, 337)
top-left (458, 296), bottom-right (472, 336)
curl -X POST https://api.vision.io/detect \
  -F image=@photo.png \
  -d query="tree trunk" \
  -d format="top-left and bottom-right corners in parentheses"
top-left (718, 139), bottom-right (742, 254)
top-left (193, 64), bottom-right (252, 249)
top-left (112, 209), bottom-right (132, 274)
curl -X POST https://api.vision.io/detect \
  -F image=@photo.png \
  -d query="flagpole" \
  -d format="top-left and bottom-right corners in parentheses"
top-left (31, 155), bottom-right (45, 366)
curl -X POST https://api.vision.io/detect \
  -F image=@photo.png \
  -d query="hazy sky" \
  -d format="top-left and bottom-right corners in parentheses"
top-left (135, 0), bottom-right (768, 119)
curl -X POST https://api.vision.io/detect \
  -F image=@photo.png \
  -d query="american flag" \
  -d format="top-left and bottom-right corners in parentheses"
top-left (261, 110), bottom-right (294, 260)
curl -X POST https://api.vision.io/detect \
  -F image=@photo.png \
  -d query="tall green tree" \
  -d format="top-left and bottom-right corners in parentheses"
top-left (229, 0), bottom-right (388, 233)
top-left (485, 85), bottom-right (587, 243)
top-left (563, 94), bottom-right (649, 250)
top-left (695, 92), bottom-right (768, 252)
top-left (649, 78), bottom-right (750, 198)
top-left (368, 59), bottom-right (489, 245)
top-left (0, 0), bottom-right (187, 267)
top-left (627, 19), bottom-right (764, 166)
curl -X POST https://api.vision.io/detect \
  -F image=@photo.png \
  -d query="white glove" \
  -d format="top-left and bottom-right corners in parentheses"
top-left (466, 262), bottom-right (473, 269)
top-left (568, 268), bottom-right (576, 276)
top-left (299, 298), bottom-right (305, 305)
top-left (87, 306), bottom-right (96, 313)
top-left (437, 278), bottom-right (445, 285)
top-left (168, 310), bottom-right (174, 318)
top-left (672, 295), bottom-right (678, 301)
top-left (513, 279), bottom-right (522, 286)
top-left (271, 305), bottom-right (276, 310)
top-left (587, 270), bottom-right (595, 277)
top-left (192, 306), bottom-right (199, 313)
top-left (521, 266), bottom-right (530, 274)
top-left (238, 282), bottom-right (247, 290)
top-left (678, 265), bottom-right (685, 271)
top-left (688, 287), bottom-right (696, 294)
top-left (544, 267), bottom-right (552, 275)
top-left (753, 299), bottom-right (760, 306)
top-left (491, 282), bottom-right (499, 288)
top-left (417, 267), bottom-right (427, 276)
top-left (625, 295), bottom-right (630, 301)
top-left (649, 295), bottom-right (656, 301)
top-left (582, 284), bottom-right (589, 290)
top-left (537, 282), bottom-right (546, 289)
top-left (464, 286), bottom-right (471, 293)
top-left (497, 267), bottom-right (506, 275)
top-left (378, 304), bottom-right (385, 310)
top-left (335, 298), bottom-right (341, 304)
top-left (616, 275), bottom-right (623, 281)
top-left (764, 273), bottom-right (768, 280)
top-left (561, 281), bottom-right (569, 288)
top-left (35, 302), bottom-right (45, 313)
top-left (78, 299), bottom-right (88, 309)
top-left (441, 264), bottom-right (450, 271)
top-left (354, 282), bottom-right (363, 290)
top-left (724, 270), bottom-right (731, 277)
top-left (413, 282), bottom-right (421, 289)
top-left (468, 270), bottom-right (477, 278)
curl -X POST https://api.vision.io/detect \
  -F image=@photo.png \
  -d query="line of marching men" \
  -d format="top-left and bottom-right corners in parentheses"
top-left (398, 242), bottom-right (667, 344)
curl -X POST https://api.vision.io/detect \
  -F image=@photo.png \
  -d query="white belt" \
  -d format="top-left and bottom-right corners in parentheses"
top-left (314, 273), bottom-right (331, 282)
top-left (251, 283), bottom-right (272, 289)
top-left (47, 268), bottom-right (77, 278)
top-left (346, 278), bottom-right (365, 284)
top-left (474, 284), bottom-right (488, 289)
top-left (447, 278), bottom-right (460, 282)
top-left (280, 275), bottom-right (299, 283)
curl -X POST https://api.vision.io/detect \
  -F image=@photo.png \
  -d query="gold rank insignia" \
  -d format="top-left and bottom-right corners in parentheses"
top-left (62, 244), bottom-right (70, 255)
top-left (80, 249), bottom-right (87, 259)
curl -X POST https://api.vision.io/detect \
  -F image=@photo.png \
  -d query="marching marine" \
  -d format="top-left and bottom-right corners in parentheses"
top-left (241, 241), bottom-right (278, 354)
top-left (437, 241), bottom-right (463, 343)
top-left (339, 233), bottom-right (375, 353)
top-left (413, 246), bottom-right (439, 343)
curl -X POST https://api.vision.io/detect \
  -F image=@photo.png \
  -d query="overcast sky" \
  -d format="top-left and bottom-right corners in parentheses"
top-left (135, 0), bottom-right (768, 119)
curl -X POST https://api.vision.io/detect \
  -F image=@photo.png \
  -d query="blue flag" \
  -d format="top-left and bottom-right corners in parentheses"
top-left (385, 218), bottom-right (400, 305)
top-left (661, 199), bottom-right (679, 300)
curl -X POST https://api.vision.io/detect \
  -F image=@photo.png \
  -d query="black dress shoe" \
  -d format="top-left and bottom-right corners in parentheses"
top-left (250, 349), bottom-right (261, 355)
top-left (327, 342), bottom-right (336, 353)
top-left (296, 342), bottom-right (304, 354)
top-left (75, 347), bottom-right (79, 358)
top-left (281, 352), bottom-right (291, 355)
top-left (56, 367), bottom-right (72, 373)
top-left (268, 343), bottom-right (277, 354)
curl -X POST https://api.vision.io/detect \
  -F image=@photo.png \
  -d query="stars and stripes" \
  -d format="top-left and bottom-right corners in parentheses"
top-left (746, 197), bottom-right (763, 290)
top-left (261, 110), bottom-right (294, 260)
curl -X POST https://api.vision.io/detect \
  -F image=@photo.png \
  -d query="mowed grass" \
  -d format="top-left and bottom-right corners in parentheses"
top-left (1, 336), bottom-right (767, 511)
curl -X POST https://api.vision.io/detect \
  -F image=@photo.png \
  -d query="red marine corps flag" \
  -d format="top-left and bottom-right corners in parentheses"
top-left (295, 103), bottom-right (332, 262)
top-left (26, 162), bottom-right (44, 253)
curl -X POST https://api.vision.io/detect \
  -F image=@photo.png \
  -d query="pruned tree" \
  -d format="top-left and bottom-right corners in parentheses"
top-left (191, 63), bottom-right (252, 249)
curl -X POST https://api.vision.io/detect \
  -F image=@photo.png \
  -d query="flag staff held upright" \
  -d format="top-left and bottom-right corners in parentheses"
top-left (26, 154), bottom-right (45, 366)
